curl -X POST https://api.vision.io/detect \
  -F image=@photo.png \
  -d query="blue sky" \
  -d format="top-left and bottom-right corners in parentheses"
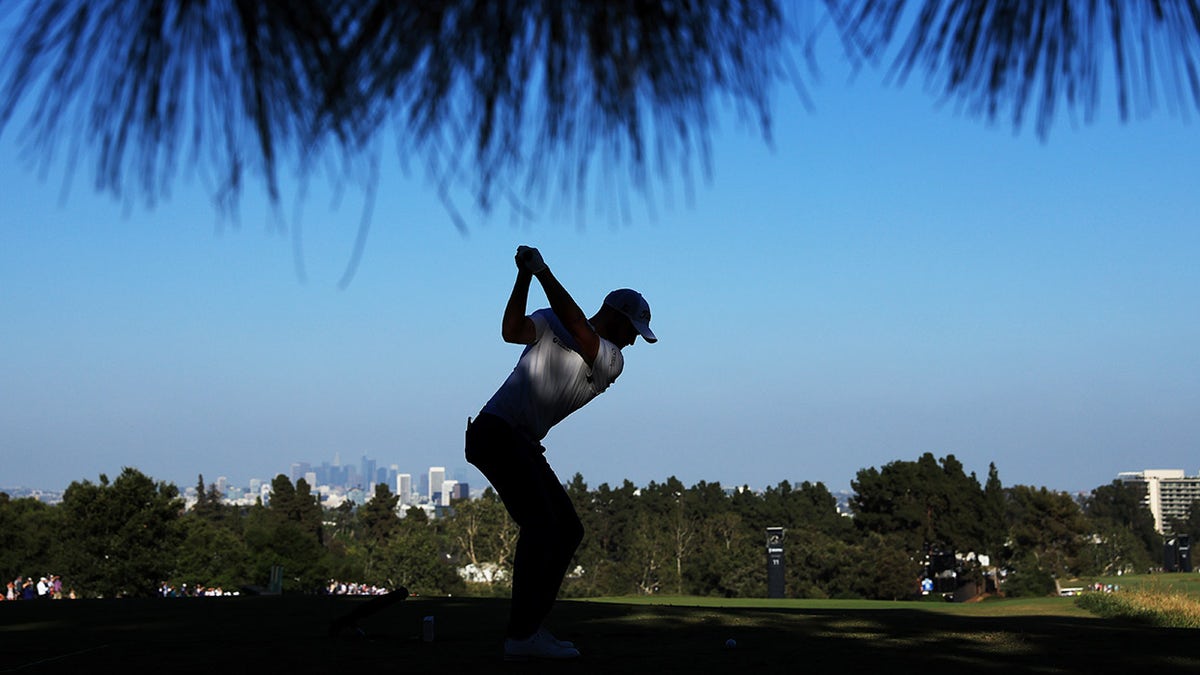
top-left (2, 18), bottom-right (1198, 497)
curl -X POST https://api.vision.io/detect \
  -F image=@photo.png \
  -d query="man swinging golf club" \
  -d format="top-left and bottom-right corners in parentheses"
top-left (466, 245), bottom-right (657, 661)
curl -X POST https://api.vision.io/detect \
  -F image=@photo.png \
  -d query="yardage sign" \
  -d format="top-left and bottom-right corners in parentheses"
top-left (766, 527), bottom-right (785, 598)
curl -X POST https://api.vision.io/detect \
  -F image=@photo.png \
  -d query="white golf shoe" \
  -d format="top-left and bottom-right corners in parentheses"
top-left (536, 626), bottom-right (574, 649)
top-left (503, 628), bottom-right (581, 661)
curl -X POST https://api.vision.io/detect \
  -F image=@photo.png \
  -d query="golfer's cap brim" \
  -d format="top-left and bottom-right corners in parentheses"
top-left (634, 322), bottom-right (657, 343)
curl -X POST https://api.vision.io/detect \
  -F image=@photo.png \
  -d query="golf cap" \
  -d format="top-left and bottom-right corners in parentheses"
top-left (603, 289), bottom-right (657, 343)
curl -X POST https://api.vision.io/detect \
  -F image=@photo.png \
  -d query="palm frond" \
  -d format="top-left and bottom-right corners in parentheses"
top-left (4, 1), bottom-right (1199, 216)
top-left (829, 0), bottom-right (1200, 137)
top-left (1, 0), bottom-right (785, 215)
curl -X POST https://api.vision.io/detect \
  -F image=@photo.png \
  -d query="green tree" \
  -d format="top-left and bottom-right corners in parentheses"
top-left (1082, 480), bottom-right (1159, 573)
top-left (982, 463), bottom-right (1007, 554)
top-left (760, 480), bottom-right (854, 540)
top-left (171, 514), bottom-right (251, 591)
top-left (359, 483), bottom-right (401, 542)
top-left (0, 493), bottom-right (59, 581)
top-left (830, 532), bottom-right (921, 601)
top-left (357, 483), bottom-right (402, 583)
top-left (191, 473), bottom-right (232, 524)
top-left (322, 499), bottom-right (361, 584)
top-left (326, 499), bottom-right (358, 543)
top-left (193, 474), bottom-right (209, 511)
top-left (241, 475), bottom-right (328, 592)
top-left (375, 508), bottom-right (463, 595)
top-left (691, 510), bottom-right (761, 598)
top-left (639, 477), bottom-right (699, 595)
top-left (567, 478), bottom-right (644, 597)
top-left (56, 468), bottom-right (184, 598)
top-left (851, 453), bottom-right (991, 560)
top-left (266, 475), bottom-right (324, 543)
top-left (445, 487), bottom-right (515, 594)
top-left (627, 507), bottom-right (670, 595)
top-left (786, 527), bottom-right (846, 599)
top-left (1001, 485), bottom-right (1089, 596)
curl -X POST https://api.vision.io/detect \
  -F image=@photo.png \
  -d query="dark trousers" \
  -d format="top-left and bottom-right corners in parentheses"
top-left (465, 413), bottom-right (584, 640)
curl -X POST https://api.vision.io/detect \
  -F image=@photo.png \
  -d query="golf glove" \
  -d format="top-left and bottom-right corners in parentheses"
top-left (516, 246), bottom-right (547, 274)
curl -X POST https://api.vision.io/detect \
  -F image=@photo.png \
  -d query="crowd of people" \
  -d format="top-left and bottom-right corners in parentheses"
top-left (4, 574), bottom-right (390, 599)
top-left (324, 579), bottom-right (391, 596)
top-left (153, 579), bottom-right (391, 597)
top-left (3, 574), bottom-right (74, 600)
top-left (157, 582), bottom-right (240, 597)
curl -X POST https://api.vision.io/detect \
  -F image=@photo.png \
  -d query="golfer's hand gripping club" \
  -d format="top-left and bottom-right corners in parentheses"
top-left (516, 246), bottom-right (547, 274)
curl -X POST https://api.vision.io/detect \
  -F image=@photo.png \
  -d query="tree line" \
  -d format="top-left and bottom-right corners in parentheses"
top-left (3, 453), bottom-right (1195, 601)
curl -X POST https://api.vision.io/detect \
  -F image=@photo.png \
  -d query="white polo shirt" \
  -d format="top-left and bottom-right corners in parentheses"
top-left (481, 308), bottom-right (623, 443)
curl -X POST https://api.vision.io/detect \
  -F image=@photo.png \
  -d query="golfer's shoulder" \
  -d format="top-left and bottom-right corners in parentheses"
top-left (595, 338), bottom-right (624, 381)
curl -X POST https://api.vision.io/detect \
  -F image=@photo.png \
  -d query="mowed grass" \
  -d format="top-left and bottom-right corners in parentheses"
top-left (3, 592), bottom-right (1199, 674)
top-left (1074, 573), bottom-right (1200, 597)
top-left (588, 594), bottom-right (1094, 617)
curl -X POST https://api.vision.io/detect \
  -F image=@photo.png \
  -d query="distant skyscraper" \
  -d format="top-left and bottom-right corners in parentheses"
top-left (429, 466), bottom-right (446, 503)
top-left (290, 462), bottom-right (311, 483)
top-left (361, 456), bottom-right (377, 489)
top-left (331, 464), bottom-right (349, 488)
top-left (441, 480), bottom-right (458, 506)
top-left (397, 473), bottom-right (412, 505)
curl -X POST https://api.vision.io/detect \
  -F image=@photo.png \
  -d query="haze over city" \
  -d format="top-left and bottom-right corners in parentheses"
top-left (3, 12), bottom-right (1197, 499)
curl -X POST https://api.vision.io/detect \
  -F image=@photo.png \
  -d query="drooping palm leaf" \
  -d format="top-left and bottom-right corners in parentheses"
top-left (1, 0), bottom-right (785, 215)
top-left (0, 0), bottom-right (339, 208)
top-left (320, 1), bottom-right (785, 214)
top-left (829, 0), bottom-right (1200, 138)
top-left (2, 1), bottom-right (1198, 216)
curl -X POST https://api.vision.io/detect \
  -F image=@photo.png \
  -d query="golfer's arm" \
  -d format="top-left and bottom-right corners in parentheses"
top-left (502, 270), bottom-right (537, 344)
top-left (533, 268), bottom-right (599, 365)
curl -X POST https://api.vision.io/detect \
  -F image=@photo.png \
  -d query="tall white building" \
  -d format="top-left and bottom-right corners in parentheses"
top-left (397, 473), bottom-right (412, 505)
top-left (429, 467), bottom-right (446, 503)
top-left (1117, 469), bottom-right (1200, 534)
top-left (441, 480), bottom-right (458, 506)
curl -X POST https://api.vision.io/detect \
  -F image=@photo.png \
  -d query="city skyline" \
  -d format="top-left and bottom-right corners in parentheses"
top-left (7, 455), bottom-right (1199, 505)
top-left (4, 11), bottom-right (1197, 502)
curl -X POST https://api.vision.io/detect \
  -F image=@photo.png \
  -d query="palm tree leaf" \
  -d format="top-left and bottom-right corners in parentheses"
top-left (829, 0), bottom-right (1200, 138)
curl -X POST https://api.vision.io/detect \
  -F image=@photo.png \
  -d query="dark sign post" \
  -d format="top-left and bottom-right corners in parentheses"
top-left (1166, 534), bottom-right (1193, 573)
top-left (766, 527), bottom-right (785, 598)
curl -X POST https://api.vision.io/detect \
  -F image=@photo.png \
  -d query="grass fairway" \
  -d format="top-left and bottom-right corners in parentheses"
top-left (1077, 573), bottom-right (1200, 597)
top-left (2, 594), bottom-right (1198, 674)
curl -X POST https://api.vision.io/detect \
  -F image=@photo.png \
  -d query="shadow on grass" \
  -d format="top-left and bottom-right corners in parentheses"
top-left (2, 595), bottom-right (1197, 674)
